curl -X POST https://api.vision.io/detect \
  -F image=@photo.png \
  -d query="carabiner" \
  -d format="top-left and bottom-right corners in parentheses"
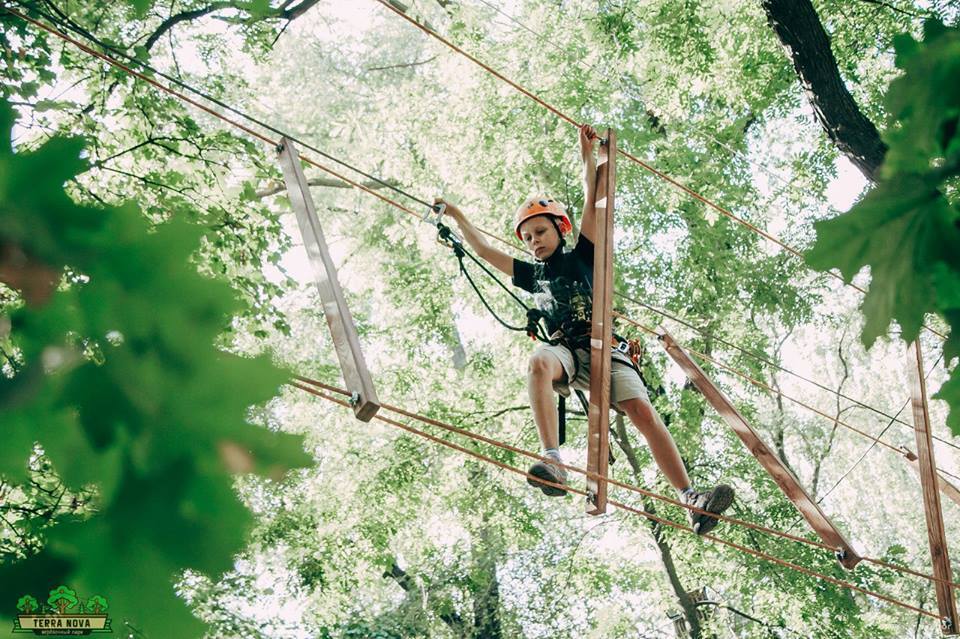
top-left (428, 202), bottom-right (446, 227)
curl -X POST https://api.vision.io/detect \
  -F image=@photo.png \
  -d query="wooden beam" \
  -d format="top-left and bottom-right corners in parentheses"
top-left (276, 137), bottom-right (380, 422)
top-left (586, 129), bottom-right (616, 515)
top-left (907, 341), bottom-right (958, 634)
top-left (658, 328), bottom-right (861, 569)
top-left (901, 448), bottom-right (960, 510)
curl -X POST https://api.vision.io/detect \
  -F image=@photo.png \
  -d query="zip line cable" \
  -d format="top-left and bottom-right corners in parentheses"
top-left (13, 0), bottom-right (437, 211)
top-left (12, 1), bottom-right (957, 487)
top-left (11, 4), bottom-right (960, 589)
top-left (289, 378), bottom-right (946, 618)
top-left (2, 3), bottom-right (518, 256)
top-left (468, 0), bottom-right (852, 227)
top-left (10, 4), bottom-right (947, 446)
top-left (616, 292), bottom-right (917, 430)
top-left (371, 0), bottom-right (950, 343)
top-left (810, 355), bottom-right (949, 512)
top-left (5, 4), bottom-right (553, 346)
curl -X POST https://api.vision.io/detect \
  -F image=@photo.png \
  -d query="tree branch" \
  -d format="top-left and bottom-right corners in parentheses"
top-left (255, 176), bottom-right (403, 198)
top-left (383, 561), bottom-right (466, 632)
top-left (761, 0), bottom-right (887, 182)
top-left (143, 0), bottom-right (323, 52)
top-left (144, 3), bottom-right (232, 51)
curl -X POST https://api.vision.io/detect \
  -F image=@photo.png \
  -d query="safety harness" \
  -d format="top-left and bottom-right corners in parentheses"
top-left (433, 211), bottom-right (646, 454)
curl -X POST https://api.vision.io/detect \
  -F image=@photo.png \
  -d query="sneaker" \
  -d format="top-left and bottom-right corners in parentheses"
top-left (526, 459), bottom-right (568, 496)
top-left (683, 485), bottom-right (734, 536)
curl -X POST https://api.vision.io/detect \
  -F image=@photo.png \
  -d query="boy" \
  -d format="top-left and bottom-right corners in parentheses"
top-left (436, 124), bottom-right (733, 535)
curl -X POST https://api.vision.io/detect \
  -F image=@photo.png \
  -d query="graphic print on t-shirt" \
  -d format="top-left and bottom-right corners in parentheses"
top-left (532, 274), bottom-right (592, 339)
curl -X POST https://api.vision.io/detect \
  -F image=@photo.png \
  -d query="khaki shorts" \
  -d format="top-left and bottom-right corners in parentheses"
top-left (533, 343), bottom-right (651, 407)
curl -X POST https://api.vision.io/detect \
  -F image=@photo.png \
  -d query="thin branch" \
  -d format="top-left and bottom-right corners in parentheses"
top-left (255, 176), bottom-right (403, 198)
top-left (856, 0), bottom-right (927, 19)
top-left (365, 55), bottom-right (438, 72)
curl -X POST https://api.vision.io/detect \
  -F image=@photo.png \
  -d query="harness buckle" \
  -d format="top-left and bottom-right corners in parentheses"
top-left (436, 221), bottom-right (463, 251)
top-left (614, 339), bottom-right (630, 354)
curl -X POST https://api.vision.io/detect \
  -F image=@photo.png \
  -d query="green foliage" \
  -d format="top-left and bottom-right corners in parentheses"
top-left (4, 0), bottom-right (953, 635)
top-left (806, 20), bottom-right (960, 433)
top-left (0, 101), bottom-right (312, 638)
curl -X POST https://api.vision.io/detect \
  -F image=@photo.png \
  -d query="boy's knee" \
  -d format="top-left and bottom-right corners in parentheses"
top-left (621, 397), bottom-right (655, 424)
top-left (528, 351), bottom-right (558, 379)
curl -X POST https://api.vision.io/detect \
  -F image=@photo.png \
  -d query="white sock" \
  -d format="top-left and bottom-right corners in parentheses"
top-left (544, 447), bottom-right (562, 462)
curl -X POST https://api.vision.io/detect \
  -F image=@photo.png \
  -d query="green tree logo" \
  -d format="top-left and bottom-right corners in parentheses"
top-left (16, 595), bottom-right (38, 614)
top-left (47, 586), bottom-right (79, 615)
top-left (86, 595), bottom-right (109, 614)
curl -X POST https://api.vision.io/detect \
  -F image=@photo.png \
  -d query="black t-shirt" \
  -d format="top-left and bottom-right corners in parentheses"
top-left (512, 236), bottom-right (594, 338)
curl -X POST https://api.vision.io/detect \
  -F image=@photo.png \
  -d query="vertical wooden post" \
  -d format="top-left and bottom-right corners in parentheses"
top-left (586, 129), bottom-right (616, 515)
top-left (908, 341), bottom-right (958, 634)
top-left (277, 137), bottom-right (380, 422)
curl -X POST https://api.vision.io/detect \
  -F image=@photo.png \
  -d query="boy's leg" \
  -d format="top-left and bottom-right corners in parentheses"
top-left (618, 397), bottom-right (690, 490)
top-left (526, 348), bottom-right (570, 496)
top-left (619, 396), bottom-right (733, 535)
top-left (528, 349), bottom-right (566, 450)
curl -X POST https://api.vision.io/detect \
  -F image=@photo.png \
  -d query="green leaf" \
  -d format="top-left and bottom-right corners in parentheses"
top-left (0, 97), bottom-right (314, 638)
top-left (933, 262), bottom-right (960, 311)
top-left (934, 369), bottom-right (960, 436)
top-left (125, 0), bottom-right (152, 18)
top-left (806, 179), bottom-right (959, 347)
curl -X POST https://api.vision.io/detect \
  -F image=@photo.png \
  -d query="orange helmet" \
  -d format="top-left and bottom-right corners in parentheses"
top-left (513, 197), bottom-right (572, 240)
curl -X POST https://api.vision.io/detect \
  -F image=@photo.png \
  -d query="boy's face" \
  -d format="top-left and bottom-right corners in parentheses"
top-left (519, 215), bottom-right (561, 260)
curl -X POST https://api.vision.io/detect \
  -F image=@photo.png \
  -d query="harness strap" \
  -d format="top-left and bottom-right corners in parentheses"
top-left (558, 394), bottom-right (566, 445)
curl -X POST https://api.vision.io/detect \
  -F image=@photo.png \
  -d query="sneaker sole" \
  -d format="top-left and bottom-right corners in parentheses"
top-left (527, 465), bottom-right (567, 497)
top-left (692, 485), bottom-right (734, 536)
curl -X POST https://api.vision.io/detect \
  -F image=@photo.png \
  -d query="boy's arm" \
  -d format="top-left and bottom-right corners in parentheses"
top-left (578, 124), bottom-right (598, 243)
top-left (436, 199), bottom-right (514, 277)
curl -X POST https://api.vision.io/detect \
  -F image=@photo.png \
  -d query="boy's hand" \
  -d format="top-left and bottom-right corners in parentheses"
top-left (579, 123), bottom-right (598, 159)
top-left (434, 197), bottom-right (463, 220)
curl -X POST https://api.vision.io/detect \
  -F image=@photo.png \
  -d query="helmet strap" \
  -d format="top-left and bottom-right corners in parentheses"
top-left (549, 217), bottom-right (566, 249)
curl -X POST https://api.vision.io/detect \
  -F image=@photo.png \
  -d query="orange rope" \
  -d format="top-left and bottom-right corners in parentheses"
top-left (8, 5), bottom-right (938, 408)
top-left (292, 376), bottom-right (960, 593)
top-left (11, 3), bottom-right (955, 597)
top-left (373, 0), bottom-right (948, 342)
top-left (291, 380), bottom-right (941, 620)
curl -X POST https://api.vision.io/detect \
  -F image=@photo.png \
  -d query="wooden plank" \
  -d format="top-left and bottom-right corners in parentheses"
top-left (658, 328), bottom-right (861, 569)
top-left (586, 129), bottom-right (616, 515)
top-left (907, 341), bottom-right (958, 634)
top-left (901, 448), bottom-right (960, 509)
top-left (276, 137), bottom-right (380, 422)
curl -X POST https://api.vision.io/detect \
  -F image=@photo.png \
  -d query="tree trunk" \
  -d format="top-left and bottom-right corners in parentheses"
top-left (761, 0), bottom-right (886, 182)
top-left (613, 415), bottom-right (705, 639)
top-left (471, 556), bottom-right (502, 639)
top-left (384, 560), bottom-right (467, 634)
